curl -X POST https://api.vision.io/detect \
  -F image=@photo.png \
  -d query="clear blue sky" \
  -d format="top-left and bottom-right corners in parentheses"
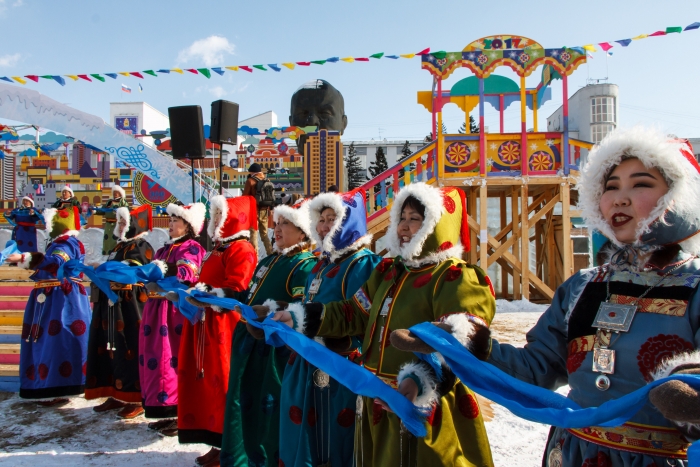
top-left (1, 0), bottom-right (699, 141)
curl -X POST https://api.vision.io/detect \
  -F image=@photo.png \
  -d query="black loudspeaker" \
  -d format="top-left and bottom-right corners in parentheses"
top-left (210, 100), bottom-right (239, 144)
top-left (168, 105), bottom-right (206, 160)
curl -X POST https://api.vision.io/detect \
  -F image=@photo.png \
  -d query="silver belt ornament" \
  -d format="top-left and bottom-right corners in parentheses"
top-left (313, 369), bottom-right (330, 389)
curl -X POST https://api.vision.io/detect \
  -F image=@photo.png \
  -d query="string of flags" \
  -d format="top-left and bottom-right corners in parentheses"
top-left (2, 22), bottom-right (698, 87)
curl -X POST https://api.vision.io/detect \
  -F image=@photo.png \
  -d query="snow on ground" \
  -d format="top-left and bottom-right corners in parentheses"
top-left (0, 301), bottom-right (555, 466)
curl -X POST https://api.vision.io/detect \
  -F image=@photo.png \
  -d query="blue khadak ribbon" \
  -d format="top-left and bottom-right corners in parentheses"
top-left (408, 322), bottom-right (700, 465)
top-left (182, 291), bottom-right (428, 437)
top-left (0, 240), bottom-right (21, 263)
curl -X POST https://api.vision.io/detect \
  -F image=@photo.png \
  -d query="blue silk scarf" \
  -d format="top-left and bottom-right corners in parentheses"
top-left (408, 322), bottom-right (700, 465)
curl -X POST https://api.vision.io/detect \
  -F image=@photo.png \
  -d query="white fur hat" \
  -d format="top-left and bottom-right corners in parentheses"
top-left (112, 185), bottom-right (126, 198)
top-left (21, 196), bottom-right (34, 207)
top-left (579, 126), bottom-right (700, 253)
top-left (61, 185), bottom-right (73, 196)
top-left (273, 200), bottom-right (312, 239)
top-left (166, 202), bottom-right (206, 235)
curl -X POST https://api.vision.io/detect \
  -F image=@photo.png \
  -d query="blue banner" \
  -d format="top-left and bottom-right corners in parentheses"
top-left (408, 322), bottom-right (700, 465)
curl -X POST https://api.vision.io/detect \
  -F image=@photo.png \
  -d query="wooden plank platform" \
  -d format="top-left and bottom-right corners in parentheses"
top-left (0, 268), bottom-right (32, 281)
top-left (0, 343), bottom-right (19, 354)
top-left (0, 364), bottom-right (19, 377)
top-left (0, 326), bottom-right (21, 335)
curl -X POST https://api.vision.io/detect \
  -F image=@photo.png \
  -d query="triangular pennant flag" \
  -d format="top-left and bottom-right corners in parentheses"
top-left (105, 73), bottom-right (118, 79)
top-left (370, 52), bottom-right (384, 59)
top-left (240, 66), bottom-right (253, 73)
top-left (143, 70), bottom-right (157, 77)
top-left (197, 68), bottom-right (211, 78)
top-left (157, 69), bottom-right (171, 74)
top-left (615, 39), bottom-right (632, 47)
top-left (340, 57), bottom-right (354, 62)
top-left (281, 63), bottom-right (295, 70)
top-left (268, 64), bottom-right (281, 72)
top-left (326, 57), bottom-right (339, 63)
top-left (90, 74), bottom-right (105, 82)
top-left (386, 55), bottom-right (400, 59)
top-left (25, 75), bottom-right (39, 82)
top-left (0, 77), bottom-right (13, 83)
top-left (416, 48), bottom-right (430, 55)
top-left (51, 76), bottom-right (66, 86)
top-left (211, 67), bottom-right (225, 75)
top-left (632, 34), bottom-right (648, 40)
top-left (11, 76), bottom-right (26, 85)
top-left (186, 69), bottom-right (198, 74)
top-left (400, 53), bottom-right (415, 59)
top-left (171, 68), bottom-right (184, 74)
top-left (685, 22), bottom-right (700, 31)
top-left (252, 65), bottom-right (267, 71)
top-left (77, 74), bottom-right (92, 82)
top-left (581, 45), bottom-right (597, 52)
top-left (666, 26), bottom-right (683, 34)
top-left (355, 57), bottom-right (370, 61)
top-left (225, 66), bottom-right (239, 71)
top-left (65, 75), bottom-right (80, 81)
top-left (310, 60), bottom-right (326, 65)
top-left (598, 42), bottom-right (613, 52)
top-left (118, 72), bottom-right (130, 77)
top-left (649, 30), bottom-right (666, 37)
top-left (296, 62), bottom-right (311, 66)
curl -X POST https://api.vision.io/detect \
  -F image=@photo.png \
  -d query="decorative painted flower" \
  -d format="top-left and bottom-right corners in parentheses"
top-left (436, 58), bottom-right (447, 66)
top-left (445, 142), bottom-right (470, 166)
top-left (530, 151), bottom-right (553, 171)
top-left (477, 54), bottom-right (488, 65)
top-left (498, 141), bottom-right (520, 165)
top-left (518, 53), bottom-right (530, 64)
top-left (560, 52), bottom-right (571, 62)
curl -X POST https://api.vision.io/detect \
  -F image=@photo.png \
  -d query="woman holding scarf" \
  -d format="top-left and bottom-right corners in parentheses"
top-left (4, 196), bottom-right (42, 253)
top-left (255, 189), bottom-right (380, 467)
top-left (176, 195), bottom-right (257, 467)
top-left (395, 129), bottom-right (700, 466)
top-left (85, 204), bottom-right (155, 419)
top-left (7, 206), bottom-right (91, 407)
top-left (139, 202), bottom-right (206, 436)
top-left (270, 183), bottom-right (496, 466)
top-left (219, 200), bottom-right (318, 467)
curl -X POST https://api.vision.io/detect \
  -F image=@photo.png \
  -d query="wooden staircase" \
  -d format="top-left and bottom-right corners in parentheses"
top-left (0, 267), bottom-right (32, 392)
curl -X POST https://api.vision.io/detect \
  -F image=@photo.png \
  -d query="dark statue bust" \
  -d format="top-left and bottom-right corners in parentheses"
top-left (290, 79), bottom-right (347, 155)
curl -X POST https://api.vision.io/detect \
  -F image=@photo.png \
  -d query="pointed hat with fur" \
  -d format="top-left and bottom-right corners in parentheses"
top-left (166, 202), bottom-right (206, 235)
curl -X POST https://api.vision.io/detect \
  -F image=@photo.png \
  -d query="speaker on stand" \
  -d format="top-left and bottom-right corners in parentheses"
top-left (210, 100), bottom-right (239, 195)
top-left (168, 105), bottom-right (206, 204)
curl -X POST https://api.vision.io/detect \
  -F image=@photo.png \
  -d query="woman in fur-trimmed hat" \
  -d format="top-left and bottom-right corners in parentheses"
top-left (51, 185), bottom-right (81, 209)
top-left (99, 185), bottom-right (130, 256)
top-left (85, 204), bottom-right (155, 420)
top-left (4, 196), bottom-right (42, 253)
top-left (138, 202), bottom-right (206, 436)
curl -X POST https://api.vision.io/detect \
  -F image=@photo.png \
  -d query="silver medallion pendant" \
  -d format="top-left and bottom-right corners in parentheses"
top-left (593, 302), bottom-right (638, 332)
top-left (355, 395), bottom-right (364, 416)
top-left (547, 446), bottom-right (563, 467)
top-left (595, 374), bottom-right (611, 391)
top-left (313, 369), bottom-right (330, 389)
top-left (36, 293), bottom-right (46, 304)
top-left (592, 348), bottom-right (616, 374)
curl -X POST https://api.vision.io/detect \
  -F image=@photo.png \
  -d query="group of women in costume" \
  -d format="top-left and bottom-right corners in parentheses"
top-left (5, 127), bottom-right (700, 467)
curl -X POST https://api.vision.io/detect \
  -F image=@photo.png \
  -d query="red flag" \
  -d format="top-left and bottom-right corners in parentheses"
top-left (24, 75), bottom-right (39, 82)
top-left (649, 30), bottom-right (667, 36)
top-left (130, 72), bottom-right (144, 79)
top-left (77, 74), bottom-right (92, 82)
top-left (296, 62), bottom-right (311, 66)
top-left (416, 48), bottom-right (430, 55)
top-left (186, 69), bottom-right (199, 75)
top-left (355, 57), bottom-right (369, 61)
top-left (240, 66), bottom-right (253, 73)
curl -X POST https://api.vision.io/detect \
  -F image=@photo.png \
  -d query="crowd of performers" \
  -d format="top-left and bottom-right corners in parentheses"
top-left (4, 127), bottom-right (700, 467)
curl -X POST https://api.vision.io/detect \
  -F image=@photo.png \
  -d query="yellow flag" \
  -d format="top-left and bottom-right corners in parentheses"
top-left (171, 68), bottom-right (184, 74)
top-left (225, 66), bottom-right (239, 71)
top-left (281, 63), bottom-right (295, 70)
top-left (65, 75), bottom-right (79, 81)
top-left (11, 76), bottom-right (26, 84)
top-left (582, 44), bottom-right (597, 52)
top-left (632, 34), bottom-right (648, 40)
top-left (400, 53), bottom-right (416, 59)
top-left (340, 57), bottom-right (355, 63)
top-left (118, 72), bottom-right (130, 77)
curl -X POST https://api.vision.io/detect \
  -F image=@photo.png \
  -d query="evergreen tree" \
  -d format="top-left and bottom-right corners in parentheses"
top-left (398, 141), bottom-right (415, 179)
top-left (344, 142), bottom-right (366, 190)
top-left (458, 122), bottom-right (466, 134)
top-left (368, 146), bottom-right (389, 178)
top-left (458, 116), bottom-right (480, 134)
top-left (442, 122), bottom-right (447, 134)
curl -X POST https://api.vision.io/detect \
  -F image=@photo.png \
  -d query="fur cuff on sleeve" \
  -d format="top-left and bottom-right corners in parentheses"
top-left (441, 313), bottom-right (492, 361)
top-left (397, 361), bottom-right (439, 409)
top-left (26, 253), bottom-right (44, 270)
top-left (206, 287), bottom-right (227, 312)
top-left (651, 350), bottom-right (700, 381)
top-left (192, 282), bottom-right (211, 293)
top-left (287, 302), bottom-right (307, 334)
top-left (18, 253), bottom-right (32, 269)
top-left (151, 260), bottom-right (168, 277)
top-left (303, 302), bottom-right (325, 338)
top-left (262, 299), bottom-right (284, 315)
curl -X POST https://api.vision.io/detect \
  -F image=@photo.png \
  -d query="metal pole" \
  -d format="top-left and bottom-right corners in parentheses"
top-left (219, 143), bottom-right (223, 195)
top-left (190, 159), bottom-right (196, 203)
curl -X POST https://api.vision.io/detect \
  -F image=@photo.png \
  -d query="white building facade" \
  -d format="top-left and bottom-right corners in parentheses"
top-left (109, 102), bottom-right (170, 148)
top-left (342, 139), bottom-right (427, 176)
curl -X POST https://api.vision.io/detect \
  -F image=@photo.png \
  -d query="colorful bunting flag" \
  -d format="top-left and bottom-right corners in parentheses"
top-left (240, 66), bottom-right (252, 73)
top-left (386, 55), bottom-right (400, 59)
top-left (598, 42), bottom-right (613, 51)
top-left (268, 64), bottom-right (281, 72)
top-left (91, 74), bottom-right (105, 82)
top-left (416, 48), bottom-right (430, 55)
top-left (0, 77), bottom-right (12, 83)
top-left (186, 69), bottom-right (198, 75)
top-left (225, 66), bottom-right (239, 71)
top-left (281, 63), bottom-right (295, 70)
top-left (25, 75), bottom-right (39, 82)
top-left (105, 73), bottom-right (117, 79)
top-left (296, 62), bottom-right (311, 66)
top-left (649, 30), bottom-right (666, 37)
top-left (65, 75), bottom-right (79, 81)
top-left (326, 57), bottom-right (339, 63)
top-left (211, 67), bottom-right (225, 75)
top-left (355, 57), bottom-right (369, 61)
top-left (131, 72), bottom-right (144, 79)
top-left (370, 52), bottom-right (384, 59)
top-left (143, 70), bottom-right (157, 77)
top-left (311, 60), bottom-right (326, 65)
top-left (666, 26), bottom-right (683, 33)
top-left (157, 69), bottom-right (171, 74)
top-left (171, 68), bottom-right (184, 74)
top-left (632, 34), bottom-right (648, 40)
top-left (685, 22), bottom-right (700, 30)
top-left (252, 65), bottom-right (266, 71)
top-left (118, 72), bottom-right (130, 77)
top-left (615, 39), bottom-right (632, 47)
top-left (340, 57), bottom-right (354, 62)
top-left (582, 44), bottom-right (597, 52)
top-left (197, 68), bottom-right (211, 78)
top-left (400, 53), bottom-right (415, 59)
top-left (77, 75), bottom-right (92, 82)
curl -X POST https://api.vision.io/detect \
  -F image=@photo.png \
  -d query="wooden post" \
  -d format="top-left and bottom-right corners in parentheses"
top-left (479, 181), bottom-right (488, 269)
top-left (562, 73), bottom-right (570, 175)
top-left (479, 78), bottom-right (486, 177)
top-left (500, 192), bottom-right (507, 298)
top-left (520, 184), bottom-right (530, 300)
top-left (511, 185), bottom-right (521, 299)
top-left (561, 181), bottom-right (573, 280)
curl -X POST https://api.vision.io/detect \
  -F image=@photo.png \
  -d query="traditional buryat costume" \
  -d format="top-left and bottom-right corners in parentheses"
top-left (481, 129), bottom-right (700, 466)
top-left (52, 185), bottom-right (81, 210)
top-left (177, 195), bottom-right (257, 448)
top-left (276, 190), bottom-right (380, 467)
top-left (100, 185), bottom-right (130, 256)
top-left (139, 203), bottom-right (206, 419)
top-left (220, 201), bottom-right (318, 467)
top-left (18, 206), bottom-right (91, 399)
top-left (4, 196), bottom-right (42, 253)
top-left (85, 205), bottom-right (155, 403)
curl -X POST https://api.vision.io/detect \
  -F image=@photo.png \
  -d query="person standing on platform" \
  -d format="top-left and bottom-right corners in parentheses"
top-left (6, 206), bottom-right (91, 407)
top-left (99, 185), bottom-right (130, 256)
top-left (243, 163), bottom-right (274, 257)
top-left (219, 200), bottom-right (318, 467)
top-left (85, 205), bottom-right (155, 419)
top-left (174, 195), bottom-right (257, 467)
top-left (140, 202), bottom-right (206, 437)
top-left (4, 196), bottom-right (43, 253)
top-left (52, 186), bottom-right (81, 210)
